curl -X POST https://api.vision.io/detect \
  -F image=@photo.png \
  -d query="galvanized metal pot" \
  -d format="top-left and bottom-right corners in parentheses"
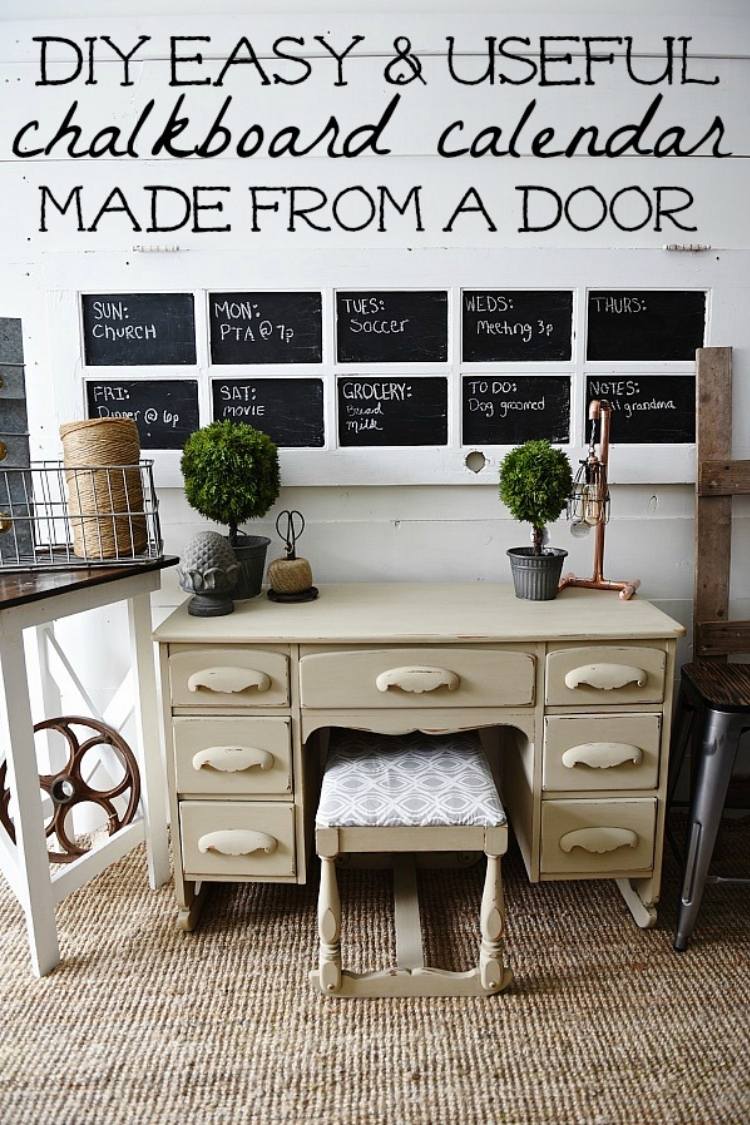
top-left (507, 547), bottom-right (568, 601)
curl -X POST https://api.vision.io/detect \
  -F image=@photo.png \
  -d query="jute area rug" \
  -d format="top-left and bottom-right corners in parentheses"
top-left (0, 820), bottom-right (748, 1125)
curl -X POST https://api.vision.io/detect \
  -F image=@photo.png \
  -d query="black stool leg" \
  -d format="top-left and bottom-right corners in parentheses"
top-left (674, 708), bottom-right (743, 951)
top-left (666, 681), bottom-right (697, 862)
top-left (667, 680), bottom-right (695, 809)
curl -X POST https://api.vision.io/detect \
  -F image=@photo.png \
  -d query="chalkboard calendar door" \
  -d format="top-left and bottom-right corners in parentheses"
top-left (39, 246), bottom-right (738, 486)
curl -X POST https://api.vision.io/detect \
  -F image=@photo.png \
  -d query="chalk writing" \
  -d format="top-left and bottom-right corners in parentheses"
top-left (337, 291), bottom-right (447, 363)
top-left (338, 377), bottom-right (447, 445)
top-left (463, 290), bottom-right (573, 361)
top-left (85, 379), bottom-right (199, 448)
top-left (586, 376), bottom-right (695, 442)
top-left (463, 376), bottom-right (570, 443)
top-left (587, 290), bottom-right (706, 360)
top-left (82, 293), bottom-right (196, 366)
top-left (209, 291), bottom-right (322, 364)
top-left (212, 378), bottom-right (324, 447)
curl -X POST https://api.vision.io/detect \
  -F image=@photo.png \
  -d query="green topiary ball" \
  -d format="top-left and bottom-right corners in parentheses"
top-left (499, 440), bottom-right (573, 549)
top-left (181, 421), bottom-right (280, 544)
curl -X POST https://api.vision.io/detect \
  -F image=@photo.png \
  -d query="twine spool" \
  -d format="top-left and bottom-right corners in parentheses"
top-left (60, 418), bottom-right (146, 559)
top-left (267, 556), bottom-right (313, 595)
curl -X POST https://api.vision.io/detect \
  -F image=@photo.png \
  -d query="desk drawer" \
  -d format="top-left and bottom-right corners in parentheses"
top-left (180, 801), bottom-right (295, 878)
top-left (540, 797), bottom-right (656, 875)
top-left (545, 645), bottom-right (666, 706)
top-left (543, 713), bottom-right (661, 792)
top-left (173, 717), bottom-right (292, 798)
top-left (169, 646), bottom-right (289, 708)
top-left (299, 647), bottom-right (535, 709)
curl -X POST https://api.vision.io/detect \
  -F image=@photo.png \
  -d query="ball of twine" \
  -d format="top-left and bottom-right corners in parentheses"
top-left (60, 418), bottom-right (146, 559)
top-left (267, 556), bottom-right (313, 594)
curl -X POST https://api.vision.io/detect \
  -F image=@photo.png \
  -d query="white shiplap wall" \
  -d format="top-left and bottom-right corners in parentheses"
top-left (1, 2), bottom-right (749, 723)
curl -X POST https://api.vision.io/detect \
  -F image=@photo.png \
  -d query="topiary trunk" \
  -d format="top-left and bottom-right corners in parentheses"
top-left (532, 526), bottom-right (544, 555)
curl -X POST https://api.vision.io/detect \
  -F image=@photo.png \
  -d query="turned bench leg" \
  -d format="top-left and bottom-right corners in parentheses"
top-left (479, 853), bottom-right (506, 993)
top-left (318, 856), bottom-right (342, 994)
top-left (311, 824), bottom-right (512, 998)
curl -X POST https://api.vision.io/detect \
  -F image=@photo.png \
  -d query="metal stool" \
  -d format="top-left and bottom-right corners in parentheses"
top-left (667, 346), bottom-right (750, 951)
top-left (669, 662), bottom-right (750, 951)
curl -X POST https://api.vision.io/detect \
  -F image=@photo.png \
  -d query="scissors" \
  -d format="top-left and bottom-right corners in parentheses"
top-left (275, 509), bottom-right (305, 559)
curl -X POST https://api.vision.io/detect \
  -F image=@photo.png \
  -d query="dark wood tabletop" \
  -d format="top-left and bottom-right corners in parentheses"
top-left (0, 557), bottom-right (178, 611)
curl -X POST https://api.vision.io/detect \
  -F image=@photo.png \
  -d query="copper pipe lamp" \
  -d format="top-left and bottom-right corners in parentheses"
top-left (559, 399), bottom-right (641, 601)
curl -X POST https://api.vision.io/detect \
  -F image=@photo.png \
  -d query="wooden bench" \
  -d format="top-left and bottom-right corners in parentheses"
top-left (310, 729), bottom-right (513, 999)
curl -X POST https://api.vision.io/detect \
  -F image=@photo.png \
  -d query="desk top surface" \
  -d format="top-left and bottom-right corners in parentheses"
top-left (0, 557), bottom-right (177, 612)
top-left (154, 583), bottom-right (685, 645)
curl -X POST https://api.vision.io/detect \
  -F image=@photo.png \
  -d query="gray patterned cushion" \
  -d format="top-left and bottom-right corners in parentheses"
top-left (316, 729), bottom-right (506, 829)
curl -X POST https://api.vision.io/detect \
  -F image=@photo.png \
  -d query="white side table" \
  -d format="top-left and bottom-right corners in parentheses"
top-left (0, 559), bottom-right (174, 976)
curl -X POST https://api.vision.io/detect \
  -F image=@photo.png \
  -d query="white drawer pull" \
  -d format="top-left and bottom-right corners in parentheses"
top-left (375, 666), bottom-right (460, 694)
top-left (187, 667), bottom-right (271, 695)
top-left (198, 829), bottom-right (278, 857)
top-left (562, 742), bottom-right (643, 770)
top-left (560, 827), bottom-right (638, 855)
top-left (564, 663), bottom-right (647, 692)
top-left (192, 746), bottom-right (274, 773)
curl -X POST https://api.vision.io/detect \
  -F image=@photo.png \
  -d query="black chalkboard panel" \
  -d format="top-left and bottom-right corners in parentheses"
top-left (338, 377), bottom-right (447, 446)
top-left (82, 294), bottom-right (196, 366)
top-left (336, 291), bottom-right (447, 363)
top-left (586, 290), bottom-right (705, 361)
top-left (585, 376), bottom-right (695, 443)
top-left (85, 379), bottom-right (199, 449)
top-left (463, 376), bottom-right (570, 445)
top-left (209, 291), bottom-right (322, 365)
top-left (212, 378), bottom-right (324, 448)
top-left (462, 291), bottom-right (573, 362)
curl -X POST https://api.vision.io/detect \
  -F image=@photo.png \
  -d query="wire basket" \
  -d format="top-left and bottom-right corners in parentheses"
top-left (0, 461), bottom-right (163, 571)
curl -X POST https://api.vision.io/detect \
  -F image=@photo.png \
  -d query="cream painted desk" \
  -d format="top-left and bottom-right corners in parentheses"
top-left (154, 584), bottom-right (685, 931)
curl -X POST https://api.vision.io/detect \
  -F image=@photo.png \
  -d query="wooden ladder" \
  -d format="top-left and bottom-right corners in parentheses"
top-left (694, 346), bottom-right (750, 661)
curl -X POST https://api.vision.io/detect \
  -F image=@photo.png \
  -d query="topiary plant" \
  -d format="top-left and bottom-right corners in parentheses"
top-left (499, 439), bottom-right (573, 555)
top-left (181, 420), bottom-right (280, 546)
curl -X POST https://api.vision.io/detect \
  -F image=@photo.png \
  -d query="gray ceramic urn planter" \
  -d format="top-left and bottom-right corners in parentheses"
top-left (178, 531), bottom-right (240, 616)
